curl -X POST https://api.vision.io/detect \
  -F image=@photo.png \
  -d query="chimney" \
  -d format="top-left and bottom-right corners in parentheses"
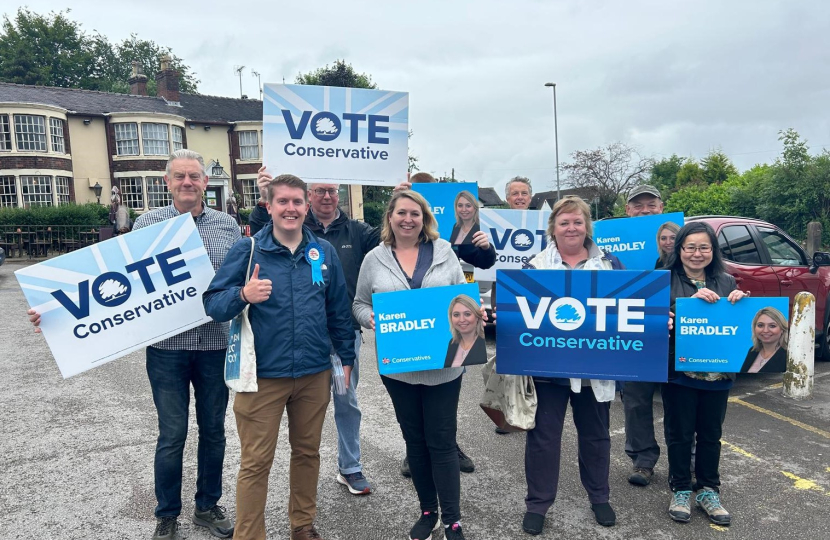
top-left (128, 61), bottom-right (148, 96)
top-left (156, 55), bottom-right (180, 103)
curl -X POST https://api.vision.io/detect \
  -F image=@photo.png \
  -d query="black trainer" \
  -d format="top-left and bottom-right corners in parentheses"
top-left (152, 516), bottom-right (179, 540)
top-left (522, 512), bottom-right (544, 535)
top-left (591, 502), bottom-right (616, 527)
top-left (409, 510), bottom-right (439, 540)
top-left (457, 446), bottom-right (475, 473)
top-left (193, 504), bottom-right (234, 538)
top-left (445, 522), bottom-right (466, 540)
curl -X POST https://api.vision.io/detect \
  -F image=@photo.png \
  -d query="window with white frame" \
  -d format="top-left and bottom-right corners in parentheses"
top-left (14, 115), bottom-right (47, 151)
top-left (239, 131), bottom-right (259, 160)
top-left (241, 178), bottom-right (259, 207)
top-left (50, 118), bottom-right (65, 153)
top-left (114, 123), bottom-right (139, 156)
top-left (120, 178), bottom-right (144, 209)
top-left (172, 125), bottom-right (184, 151)
top-left (146, 177), bottom-right (172, 209)
top-left (20, 176), bottom-right (53, 207)
top-left (142, 123), bottom-right (169, 155)
top-left (0, 115), bottom-right (11, 151)
top-left (0, 176), bottom-right (16, 207)
top-left (55, 176), bottom-right (71, 205)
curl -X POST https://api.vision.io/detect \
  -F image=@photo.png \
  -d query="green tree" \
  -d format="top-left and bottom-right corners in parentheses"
top-left (650, 154), bottom-right (687, 195)
top-left (0, 8), bottom-right (96, 88)
top-left (0, 8), bottom-right (199, 94)
top-left (675, 160), bottom-right (704, 186)
top-left (295, 59), bottom-right (377, 89)
top-left (700, 149), bottom-right (739, 185)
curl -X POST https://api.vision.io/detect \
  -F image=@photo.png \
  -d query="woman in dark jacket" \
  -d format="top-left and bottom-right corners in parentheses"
top-left (663, 222), bottom-right (746, 527)
top-left (450, 190), bottom-right (480, 245)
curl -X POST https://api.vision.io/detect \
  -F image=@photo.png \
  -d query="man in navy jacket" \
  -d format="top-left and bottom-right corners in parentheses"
top-left (204, 174), bottom-right (355, 540)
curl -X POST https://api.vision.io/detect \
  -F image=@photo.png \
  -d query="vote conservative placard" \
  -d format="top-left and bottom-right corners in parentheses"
top-left (473, 208), bottom-right (551, 282)
top-left (411, 182), bottom-right (479, 245)
top-left (262, 83), bottom-right (408, 186)
top-left (496, 269), bottom-right (670, 381)
top-left (675, 297), bottom-right (790, 373)
top-left (593, 212), bottom-right (684, 270)
top-left (14, 214), bottom-right (216, 378)
top-left (373, 283), bottom-right (485, 374)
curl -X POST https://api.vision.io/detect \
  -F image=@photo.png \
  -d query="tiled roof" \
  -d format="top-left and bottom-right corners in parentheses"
top-left (478, 187), bottom-right (504, 207)
top-left (0, 82), bottom-right (263, 123)
top-left (529, 188), bottom-right (597, 209)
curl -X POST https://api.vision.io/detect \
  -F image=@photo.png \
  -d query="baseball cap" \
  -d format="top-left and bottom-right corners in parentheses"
top-left (627, 184), bottom-right (662, 202)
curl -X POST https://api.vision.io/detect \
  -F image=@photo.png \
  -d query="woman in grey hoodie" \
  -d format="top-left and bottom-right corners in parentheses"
top-left (353, 190), bottom-right (468, 540)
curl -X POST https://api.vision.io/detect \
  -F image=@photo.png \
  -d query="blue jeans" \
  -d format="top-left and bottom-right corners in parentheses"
top-left (146, 347), bottom-right (229, 518)
top-left (332, 330), bottom-right (363, 474)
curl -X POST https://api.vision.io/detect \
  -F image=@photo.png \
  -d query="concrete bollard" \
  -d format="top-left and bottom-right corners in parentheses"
top-left (783, 291), bottom-right (815, 400)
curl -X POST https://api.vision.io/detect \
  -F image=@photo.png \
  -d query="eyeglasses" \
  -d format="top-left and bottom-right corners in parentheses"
top-left (313, 188), bottom-right (338, 197)
top-left (681, 244), bottom-right (713, 254)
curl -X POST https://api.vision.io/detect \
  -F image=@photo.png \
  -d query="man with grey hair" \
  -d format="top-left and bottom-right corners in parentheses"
top-left (134, 149), bottom-right (241, 539)
top-left (504, 176), bottom-right (532, 210)
top-left (27, 150), bottom-right (240, 539)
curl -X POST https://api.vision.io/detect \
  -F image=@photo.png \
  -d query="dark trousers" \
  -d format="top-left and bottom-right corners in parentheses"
top-left (382, 375), bottom-right (462, 525)
top-left (661, 382), bottom-right (729, 492)
top-left (525, 382), bottom-right (611, 514)
top-left (145, 347), bottom-right (229, 518)
top-left (623, 381), bottom-right (662, 468)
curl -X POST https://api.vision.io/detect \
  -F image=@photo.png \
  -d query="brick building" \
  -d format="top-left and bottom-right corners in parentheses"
top-left (0, 58), bottom-right (365, 218)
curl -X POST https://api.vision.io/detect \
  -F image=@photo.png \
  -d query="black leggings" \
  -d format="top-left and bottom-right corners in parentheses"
top-left (382, 375), bottom-right (462, 524)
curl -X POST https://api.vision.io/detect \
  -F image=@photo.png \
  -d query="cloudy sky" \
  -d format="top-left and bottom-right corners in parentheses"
top-left (18, 0), bottom-right (830, 194)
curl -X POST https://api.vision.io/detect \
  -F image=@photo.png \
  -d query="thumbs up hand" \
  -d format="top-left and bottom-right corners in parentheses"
top-left (242, 263), bottom-right (272, 304)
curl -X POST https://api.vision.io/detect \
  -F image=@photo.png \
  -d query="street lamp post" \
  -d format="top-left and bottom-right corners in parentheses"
top-left (544, 82), bottom-right (560, 201)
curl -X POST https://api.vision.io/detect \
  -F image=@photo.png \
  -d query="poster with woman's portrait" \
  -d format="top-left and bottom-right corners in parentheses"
top-left (412, 183), bottom-right (479, 245)
top-left (373, 283), bottom-right (486, 374)
top-left (674, 297), bottom-right (790, 373)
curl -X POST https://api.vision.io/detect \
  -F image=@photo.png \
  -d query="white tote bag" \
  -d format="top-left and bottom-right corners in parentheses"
top-left (224, 239), bottom-right (258, 392)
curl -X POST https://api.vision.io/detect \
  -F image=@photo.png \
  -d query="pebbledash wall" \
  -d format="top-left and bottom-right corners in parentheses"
top-left (0, 62), bottom-right (365, 219)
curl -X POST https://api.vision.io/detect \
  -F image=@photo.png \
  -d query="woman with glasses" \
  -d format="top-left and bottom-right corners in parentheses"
top-left (663, 222), bottom-right (746, 527)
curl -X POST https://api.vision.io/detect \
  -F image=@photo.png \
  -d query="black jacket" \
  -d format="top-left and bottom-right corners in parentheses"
top-left (249, 205), bottom-right (380, 329)
top-left (740, 346), bottom-right (786, 373)
top-left (443, 336), bottom-right (488, 368)
top-left (451, 221), bottom-right (496, 270)
top-left (669, 268), bottom-right (738, 382)
top-left (449, 222), bottom-right (481, 245)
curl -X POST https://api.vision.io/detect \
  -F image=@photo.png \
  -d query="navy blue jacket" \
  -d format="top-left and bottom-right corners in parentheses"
top-left (203, 224), bottom-right (356, 378)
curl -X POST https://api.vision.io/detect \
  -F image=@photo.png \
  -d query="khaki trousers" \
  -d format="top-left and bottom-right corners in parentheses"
top-left (232, 370), bottom-right (331, 540)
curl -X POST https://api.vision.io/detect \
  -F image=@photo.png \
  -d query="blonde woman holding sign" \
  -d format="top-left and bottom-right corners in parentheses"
top-left (353, 190), bottom-right (473, 540)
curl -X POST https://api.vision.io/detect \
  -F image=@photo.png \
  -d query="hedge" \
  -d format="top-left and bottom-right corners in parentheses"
top-left (0, 203), bottom-right (136, 227)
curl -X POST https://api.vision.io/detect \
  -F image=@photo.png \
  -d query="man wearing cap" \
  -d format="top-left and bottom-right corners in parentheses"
top-left (622, 184), bottom-right (665, 487)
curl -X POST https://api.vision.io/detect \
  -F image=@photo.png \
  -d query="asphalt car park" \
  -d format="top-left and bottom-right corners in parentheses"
top-left (2, 259), bottom-right (829, 540)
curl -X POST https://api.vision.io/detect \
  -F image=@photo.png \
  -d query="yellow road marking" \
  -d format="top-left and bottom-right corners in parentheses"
top-left (710, 524), bottom-right (729, 532)
top-left (728, 397), bottom-right (830, 440)
top-left (722, 440), bottom-right (830, 497)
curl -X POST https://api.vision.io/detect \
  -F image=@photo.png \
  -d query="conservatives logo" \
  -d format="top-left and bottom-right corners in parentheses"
top-left (552, 301), bottom-right (585, 331)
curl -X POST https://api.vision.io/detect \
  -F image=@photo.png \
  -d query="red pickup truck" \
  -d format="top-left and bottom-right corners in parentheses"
top-left (689, 216), bottom-right (830, 359)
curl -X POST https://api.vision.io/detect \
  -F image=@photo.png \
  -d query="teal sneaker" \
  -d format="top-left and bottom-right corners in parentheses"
top-left (696, 487), bottom-right (731, 526)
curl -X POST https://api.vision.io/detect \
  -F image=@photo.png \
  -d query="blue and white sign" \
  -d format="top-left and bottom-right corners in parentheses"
top-left (411, 183), bottom-right (479, 244)
top-left (675, 297), bottom-right (789, 373)
top-left (473, 209), bottom-right (551, 282)
top-left (373, 283), bottom-right (486, 374)
top-left (496, 269), bottom-right (670, 381)
top-left (14, 214), bottom-right (216, 378)
top-left (263, 83), bottom-right (409, 186)
top-left (593, 212), bottom-right (684, 270)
